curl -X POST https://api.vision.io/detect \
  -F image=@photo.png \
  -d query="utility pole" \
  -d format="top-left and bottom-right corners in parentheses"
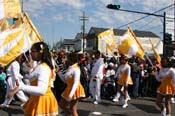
top-left (80, 12), bottom-right (88, 53)
top-left (106, 4), bottom-right (166, 56)
top-left (21, 0), bottom-right (23, 12)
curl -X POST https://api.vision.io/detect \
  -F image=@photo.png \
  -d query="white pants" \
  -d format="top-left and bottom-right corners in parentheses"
top-left (3, 77), bottom-right (28, 105)
top-left (89, 77), bottom-right (101, 102)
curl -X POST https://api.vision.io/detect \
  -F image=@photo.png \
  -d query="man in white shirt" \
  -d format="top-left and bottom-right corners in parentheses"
top-left (89, 50), bottom-right (104, 104)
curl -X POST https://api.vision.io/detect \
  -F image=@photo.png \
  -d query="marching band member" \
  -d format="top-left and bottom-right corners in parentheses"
top-left (113, 55), bottom-right (133, 108)
top-left (58, 54), bottom-right (85, 116)
top-left (8, 42), bottom-right (58, 116)
top-left (155, 57), bottom-right (175, 116)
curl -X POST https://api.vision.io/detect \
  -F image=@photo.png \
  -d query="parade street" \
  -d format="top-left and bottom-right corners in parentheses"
top-left (0, 97), bottom-right (175, 116)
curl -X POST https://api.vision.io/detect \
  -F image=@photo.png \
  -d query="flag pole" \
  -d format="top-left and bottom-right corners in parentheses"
top-left (144, 53), bottom-right (154, 67)
top-left (128, 27), bottom-right (144, 51)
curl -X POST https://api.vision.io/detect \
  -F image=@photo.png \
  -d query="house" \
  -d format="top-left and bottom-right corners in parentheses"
top-left (74, 32), bottom-right (87, 53)
top-left (85, 27), bottom-right (163, 56)
top-left (62, 39), bottom-right (74, 53)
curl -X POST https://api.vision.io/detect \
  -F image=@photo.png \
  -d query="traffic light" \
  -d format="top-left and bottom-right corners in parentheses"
top-left (164, 33), bottom-right (172, 44)
top-left (106, 4), bottom-right (120, 10)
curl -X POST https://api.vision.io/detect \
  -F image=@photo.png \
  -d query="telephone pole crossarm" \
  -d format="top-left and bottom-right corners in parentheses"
top-left (80, 12), bottom-right (88, 53)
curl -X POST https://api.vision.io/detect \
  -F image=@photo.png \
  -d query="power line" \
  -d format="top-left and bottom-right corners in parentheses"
top-left (117, 3), bottom-right (174, 29)
top-left (138, 6), bottom-right (174, 30)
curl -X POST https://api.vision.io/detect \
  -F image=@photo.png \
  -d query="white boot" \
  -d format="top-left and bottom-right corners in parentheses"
top-left (122, 99), bottom-right (128, 108)
top-left (112, 92), bottom-right (120, 102)
top-left (161, 108), bottom-right (166, 116)
top-left (171, 97), bottom-right (175, 104)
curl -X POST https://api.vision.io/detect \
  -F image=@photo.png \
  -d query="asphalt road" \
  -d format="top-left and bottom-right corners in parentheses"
top-left (0, 97), bottom-right (175, 116)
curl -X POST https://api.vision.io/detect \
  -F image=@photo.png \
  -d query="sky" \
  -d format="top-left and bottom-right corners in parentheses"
top-left (21, 0), bottom-right (175, 46)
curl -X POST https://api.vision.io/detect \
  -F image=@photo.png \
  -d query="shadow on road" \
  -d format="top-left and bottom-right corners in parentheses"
top-left (0, 107), bottom-right (23, 115)
top-left (131, 103), bottom-right (160, 114)
top-left (78, 109), bottom-right (91, 115)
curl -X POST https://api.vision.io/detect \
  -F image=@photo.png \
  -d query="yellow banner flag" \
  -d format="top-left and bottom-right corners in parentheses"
top-left (98, 28), bottom-right (116, 51)
top-left (0, 28), bottom-right (32, 66)
top-left (0, 0), bottom-right (22, 20)
top-left (11, 12), bottom-right (44, 43)
top-left (0, 18), bottom-right (9, 32)
top-left (149, 39), bottom-right (161, 64)
top-left (118, 27), bottom-right (144, 59)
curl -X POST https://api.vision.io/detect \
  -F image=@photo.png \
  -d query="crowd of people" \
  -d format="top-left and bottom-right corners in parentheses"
top-left (0, 41), bottom-right (175, 116)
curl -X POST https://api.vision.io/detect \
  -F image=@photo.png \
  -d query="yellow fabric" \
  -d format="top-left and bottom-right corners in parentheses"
top-left (98, 28), bottom-right (116, 51)
top-left (24, 63), bottom-right (58, 116)
top-left (0, 29), bottom-right (30, 66)
top-left (118, 27), bottom-right (144, 60)
top-left (0, 18), bottom-right (9, 32)
top-left (157, 76), bottom-right (175, 95)
top-left (117, 70), bottom-right (133, 85)
top-left (62, 64), bottom-right (85, 100)
top-left (11, 12), bottom-right (44, 44)
top-left (149, 39), bottom-right (161, 64)
top-left (1, 0), bottom-right (21, 19)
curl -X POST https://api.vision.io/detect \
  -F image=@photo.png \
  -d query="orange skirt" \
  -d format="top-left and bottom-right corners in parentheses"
top-left (62, 83), bottom-right (85, 100)
top-left (118, 76), bottom-right (133, 85)
top-left (24, 91), bottom-right (58, 116)
top-left (157, 82), bottom-right (175, 95)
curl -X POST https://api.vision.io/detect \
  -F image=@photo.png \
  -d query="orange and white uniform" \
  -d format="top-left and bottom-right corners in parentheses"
top-left (156, 67), bottom-right (175, 95)
top-left (115, 63), bottom-right (133, 85)
top-left (61, 63), bottom-right (85, 100)
top-left (19, 62), bottom-right (58, 116)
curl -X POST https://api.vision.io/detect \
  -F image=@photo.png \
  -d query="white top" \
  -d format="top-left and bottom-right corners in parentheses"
top-left (6, 61), bottom-right (23, 81)
top-left (155, 67), bottom-right (175, 85)
top-left (64, 63), bottom-right (80, 97)
top-left (19, 63), bottom-right (51, 96)
top-left (91, 57), bottom-right (104, 80)
top-left (115, 63), bottom-right (131, 83)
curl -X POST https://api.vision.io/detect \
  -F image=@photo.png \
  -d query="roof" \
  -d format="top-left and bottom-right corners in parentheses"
top-left (74, 32), bottom-right (88, 41)
top-left (63, 39), bottom-right (74, 45)
top-left (89, 27), bottom-right (160, 38)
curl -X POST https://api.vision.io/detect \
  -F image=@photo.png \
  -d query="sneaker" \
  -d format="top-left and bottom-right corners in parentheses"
top-left (112, 98), bottom-right (119, 102)
top-left (171, 98), bottom-right (175, 104)
top-left (122, 103), bottom-right (128, 108)
top-left (161, 108), bottom-right (166, 116)
top-left (0, 104), bottom-right (9, 108)
top-left (126, 97), bottom-right (131, 101)
top-left (93, 101), bottom-right (98, 105)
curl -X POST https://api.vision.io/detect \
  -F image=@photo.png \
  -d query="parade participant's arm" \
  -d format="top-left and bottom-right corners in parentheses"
top-left (170, 68), bottom-right (175, 85)
top-left (19, 65), bottom-right (50, 96)
top-left (59, 66), bottom-right (72, 82)
top-left (114, 67), bottom-right (120, 79)
top-left (69, 68), bottom-right (80, 98)
top-left (126, 65), bottom-right (131, 84)
top-left (92, 58), bottom-right (104, 79)
top-left (155, 69), bottom-right (161, 82)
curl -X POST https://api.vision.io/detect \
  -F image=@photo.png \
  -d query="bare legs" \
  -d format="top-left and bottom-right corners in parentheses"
top-left (59, 97), bottom-right (79, 116)
top-left (156, 93), bottom-right (172, 115)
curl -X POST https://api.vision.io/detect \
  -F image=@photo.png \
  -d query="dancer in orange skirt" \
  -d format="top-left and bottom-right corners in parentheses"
top-left (58, 54), bottom-right (85, 116)
top-left (155, 57), bottom-right (175, 116)
top-left (113, 55), bottom-right (133, 108)
top-left (8, 42), bottom-right (58, 116)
